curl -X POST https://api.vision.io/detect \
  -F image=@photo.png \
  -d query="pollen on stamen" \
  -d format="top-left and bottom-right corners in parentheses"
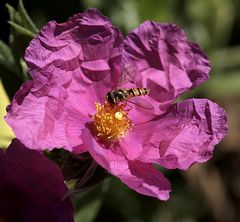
top-left (92, 101), bottom-right (132, 141)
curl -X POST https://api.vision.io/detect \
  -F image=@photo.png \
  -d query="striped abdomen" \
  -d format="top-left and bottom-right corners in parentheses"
top-left (106, 88), bottom-right (150, 104)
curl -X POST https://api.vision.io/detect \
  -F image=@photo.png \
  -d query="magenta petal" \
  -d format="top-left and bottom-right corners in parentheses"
top-left (25, 8), bottom-right (123, 102)
top-left (5, 71), bottom-right (87, 151)
top-left (82, 128), bottom-right (171, 200)
top-left (123, 21), bottom-right (210, 112)
top-left (123, 160), bottom-right (171, 200)
top-left (6, 9), bottom-right (124, 151)
top-left (139, 99), bottom-right (228, 170)
top-left (119, 122), bottom-right (156, 160)
top-left (0, 139), bottom-right (73, 221)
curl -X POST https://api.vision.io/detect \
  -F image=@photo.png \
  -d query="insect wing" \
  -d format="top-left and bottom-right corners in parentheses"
top-left (127, 98), bottom-right (154, 110)
top-left (116, 64), bottom-right (136, 88)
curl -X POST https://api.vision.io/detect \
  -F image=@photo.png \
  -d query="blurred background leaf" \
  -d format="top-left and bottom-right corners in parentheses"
top-left (0, 80), bottom-right (14, 148)
top-left (74, 179), bottom-right (110, 222)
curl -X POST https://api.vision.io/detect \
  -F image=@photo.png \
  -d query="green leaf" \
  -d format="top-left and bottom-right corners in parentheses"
top-left (74, 179), bottom-right (110, 222)
top-left (8, 21), bottom-right (36, 38)
top-left (18, 0), bottom-right (38, 33)
top-left (205, 70), bottom-right (240, 97)
top-left (210, 46), bottom-right (240, 71)
top-left (5, 3), bottom-right (21, 24)
top-left (5, 1), bottom-right (37, 81)
top-left (20, 58), bottom-right (29, 81)
top-left (0, 40), bottom-right (17, 73)
top-left (181, 70), bottom-right (240, 100)
top-left (75, 197), bottom-right (102, 222)
top-left (0, 65), bottom-right (22, 99)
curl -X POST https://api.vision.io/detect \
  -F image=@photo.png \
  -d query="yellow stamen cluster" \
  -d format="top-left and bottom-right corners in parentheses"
top-left (92, 102), bottom-right (132, 141)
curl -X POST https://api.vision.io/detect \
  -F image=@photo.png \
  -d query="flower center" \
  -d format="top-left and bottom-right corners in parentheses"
top-left (92, 102), bottom-right (132, 141)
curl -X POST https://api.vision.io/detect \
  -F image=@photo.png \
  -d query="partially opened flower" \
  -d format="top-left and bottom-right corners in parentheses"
top-left (0, 139), bottom-right (73, 222)
top-left (6, 9), bottom-right (228, 200)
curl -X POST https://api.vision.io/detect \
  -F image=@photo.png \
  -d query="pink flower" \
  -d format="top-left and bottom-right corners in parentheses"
top-left (0, 139), bottom-right (73, 222)
top-left (6, 9), bottom-right (228, 200)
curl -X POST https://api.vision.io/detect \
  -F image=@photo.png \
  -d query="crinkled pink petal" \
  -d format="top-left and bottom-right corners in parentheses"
top-left (126, 95), bottom-right (159, 124)
top-left (0, 139), bottom-right (73, 221)
top-left (5, 71), bottom-right (87, 151)
top-left (6, 8), bottom-right (124, 151)
top-left (25, 8), bottom-right (123, 104)
top-left (123, 21), bottom-right (210, 116)
top-left (82, 127), bottom-right (171, 200)
top-left (136, 99), bottom-right (228, 170)
top-left (118, 121), bottom-right (156, 160)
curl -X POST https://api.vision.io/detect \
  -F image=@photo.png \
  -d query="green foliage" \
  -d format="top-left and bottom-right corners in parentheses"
top-left (4, 0), bottom-right (38, 83)
top-left (74, 180), bottom-right (110, 222)
top-left (18, 0), bottom-right (39, 33)
top-left (0, 0), bottom-right (39, 98)
top-left (8, 21), bottom-right (36, 38)
top-left (0, 40), bottom-right (16, 74)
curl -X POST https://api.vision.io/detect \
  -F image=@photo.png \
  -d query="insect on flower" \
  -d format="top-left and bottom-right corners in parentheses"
top-left (106, 65), bottom-right (154, 110)
top-left (106, 87), bottom-right (150, 105)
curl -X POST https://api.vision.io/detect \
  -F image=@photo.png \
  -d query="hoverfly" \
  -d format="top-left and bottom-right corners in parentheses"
top-left (106, 88), bottom-right (150, 104)
top-left (105, 64), bottom-right (154, 110)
